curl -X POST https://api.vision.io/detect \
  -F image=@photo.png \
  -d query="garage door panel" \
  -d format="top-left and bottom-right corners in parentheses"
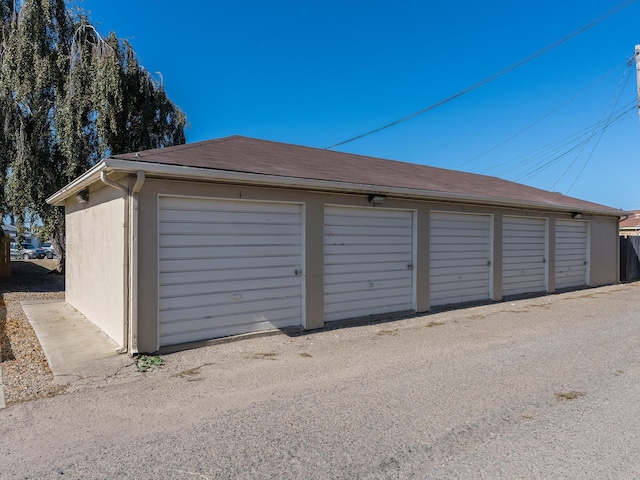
top-left (160, 284), bottom-right (303, 311)
top-left (503, 254), bottom-right (544, 264)
top-left (325, 224), bottom-right (411, 240)
top-left (431, 252), bottom-right (490, 263)
top-left (555, 219), bottom-right (588, 289)
top-left (160, 317), bottom-right (302, 345)
top-left (430, 287), bottom-right (489, 305)
top-left (162, 196), bottom-right (300, 213)
top-left (160, 209), bottom-right (300, 226)
top-left (160, 310), bottom-right (301, 344)
top-left (501, 216), bottom-right (547, 297)
top-left (325, 278), bottom-right (413, 297)
top-left (325, 289), bottom-right (412, 309)
top-left (503, 277), bottom-right (545, 289)
top-left (430, 271), bottom-right (491, 286)
top-left (160, 221), bottom-right (302, 236)
top-left (326, 213), bottom-right (412, 228)
top-left (160, 295), bottom-right (302, 324)
top-left (159, 197), bottom-right (303, 346)
top-left (160, 254), bottom-right (300, 274)
top-left (324, 243), bottom-right (412, 256)
top-left (430, 212), bottom-right (491, 306)
top-left (324, 294), bottom-right (414, 321)
top-left (324, 262), bottom-right (408, 275)
top-left (324, 271), bottom-right (410, 287)
top-left (324, 206), bottom-right (414, 322)
top-left (159, 234), bottom-right (299, 248)
top-left (430, 235), bottom-right (490, 246)
top-left (160, 244), bottom-right (300, 260)
top-left (161, 275), bottom-right (300, 297)
top-left (324, 252), bottom-right (413, 266)
top-left (160, 266), bottom-right (295, 287)
top-left (503, 267), bottom-right (545, 278)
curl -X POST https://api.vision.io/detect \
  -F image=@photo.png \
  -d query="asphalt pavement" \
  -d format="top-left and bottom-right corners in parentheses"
top-left (1, 282), bottom-right (639, 479)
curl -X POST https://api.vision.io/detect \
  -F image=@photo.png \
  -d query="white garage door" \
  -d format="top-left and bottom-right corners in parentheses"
top-left (502, 216), bottom-right (547, 297)
top-left (430, 212), bottom-right (492, 306)
top-left (555, 219), bottom-right (589, 289)
top-left (324, 206), bottom-right (414, 322)
top-left (158, 196), bottom-right (304, 346)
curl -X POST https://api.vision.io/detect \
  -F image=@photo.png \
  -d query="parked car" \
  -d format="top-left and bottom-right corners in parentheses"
top-left (40, 242), bottom-right (57, 259)
top-left (9, 242), bottom-right (18, 259)
top-left (16, 242), bottom-right (46, 260)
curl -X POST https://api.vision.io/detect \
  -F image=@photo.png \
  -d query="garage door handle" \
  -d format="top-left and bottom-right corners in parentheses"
top-left (294, 269), bottom-right (303, 276)
top-left (407, 264), bottom-right (413, 270)
top-left (487, 261), bottom-right (491, 266)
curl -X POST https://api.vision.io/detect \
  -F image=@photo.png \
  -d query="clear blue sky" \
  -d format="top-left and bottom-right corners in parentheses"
top-left (79, 0), bottom-right (639, 210)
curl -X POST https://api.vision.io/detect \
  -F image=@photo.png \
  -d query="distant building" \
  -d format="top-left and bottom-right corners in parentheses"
top-left (2, 224), bottom-right (39, 245)
top-left (620, 211), bottom-right (640, 236)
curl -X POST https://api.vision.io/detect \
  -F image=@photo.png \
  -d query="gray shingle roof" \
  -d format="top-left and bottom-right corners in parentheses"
top-left (111, 135), bottom-right (622, 215)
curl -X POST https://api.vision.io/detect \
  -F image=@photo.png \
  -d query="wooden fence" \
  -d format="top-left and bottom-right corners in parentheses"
top-left (620, 236), bottom-right (640, 283)
top-left (0, 233), bottom-right (10, 277)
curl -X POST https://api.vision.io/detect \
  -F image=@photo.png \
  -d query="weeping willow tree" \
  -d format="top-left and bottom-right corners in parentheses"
top-left (0, 0), bottom-right (186, 272)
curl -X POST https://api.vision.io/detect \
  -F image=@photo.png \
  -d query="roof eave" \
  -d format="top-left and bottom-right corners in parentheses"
top-left (46, 161), bottom-right (108, 206)
top-left (47, 159), bottom-right (627, 217)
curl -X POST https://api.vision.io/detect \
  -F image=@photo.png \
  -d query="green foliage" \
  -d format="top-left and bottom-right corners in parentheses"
top-left (136, 355), bottom-right (165, 372)
top-left (0, 0), bottom-right (186, 263)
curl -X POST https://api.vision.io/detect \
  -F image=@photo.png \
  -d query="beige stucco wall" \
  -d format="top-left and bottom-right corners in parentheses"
top-left (128, 177), bottom-right (621, 352)
top-left (65, 185), bottom-right (126, 346)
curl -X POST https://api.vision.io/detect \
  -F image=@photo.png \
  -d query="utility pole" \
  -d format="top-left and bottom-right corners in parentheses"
top-left (636, 45), bottom-right (640, 117)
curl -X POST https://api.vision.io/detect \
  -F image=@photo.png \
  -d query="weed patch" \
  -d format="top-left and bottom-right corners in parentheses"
top-left (252, 352), bottom-right (278, 360)
top-left (377, 329), bottom-right (397, 336)
top-left (426, 321), bottom-right (444, 327)
top-left (136, 355), bottom-right (164, 372)
top-left (555, 390), bottom-right (584, 401)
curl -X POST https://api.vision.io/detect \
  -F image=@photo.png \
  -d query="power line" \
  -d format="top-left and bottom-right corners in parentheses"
top-left (565, 69), bottom-right (634, 193)
top-left (511, 102), bottom-right (636, 183)
top-left (550, 64), bottom-right (633, 190)
top-left (456, 58), bottom-right (631, 170)
top-left (325, 0), bottom-right (636, 150)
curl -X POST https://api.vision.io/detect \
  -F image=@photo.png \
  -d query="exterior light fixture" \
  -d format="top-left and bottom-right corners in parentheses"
top-left (571, 212), bottom-right (582, 219)
top-left (368, 194), bottom-right (386, 205)
top-left (76, 189), bottom-right (89, 204)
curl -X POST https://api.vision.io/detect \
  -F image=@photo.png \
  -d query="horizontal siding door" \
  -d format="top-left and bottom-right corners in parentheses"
top-left (158, 196), bottom-right (303, 346)
top-left (502, 216), bottom-right (547, 296)
top-left (430, 212), bottom-right (492, 306)
top-left (324, 206), bottom-right (414, 322)
top-left (555, 219), bottom-right (589, 289)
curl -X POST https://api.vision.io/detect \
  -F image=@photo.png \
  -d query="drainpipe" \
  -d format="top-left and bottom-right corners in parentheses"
top-left (100, 171), bottom-right (130, 355)
top-left (129, 172), bottom-right (145, 355)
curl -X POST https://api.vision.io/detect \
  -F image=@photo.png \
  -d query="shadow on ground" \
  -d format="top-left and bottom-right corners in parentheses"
top-left (0, 259), bottom-right (64, 293)
top-left (1, 259), bottom-right (64, 362)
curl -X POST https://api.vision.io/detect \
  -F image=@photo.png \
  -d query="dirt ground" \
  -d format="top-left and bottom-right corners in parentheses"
top-left (0, 259), bottom-right (67, 405)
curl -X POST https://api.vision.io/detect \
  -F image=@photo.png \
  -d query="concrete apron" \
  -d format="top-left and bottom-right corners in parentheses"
top-left (21, 300), bottom-right (131, 386)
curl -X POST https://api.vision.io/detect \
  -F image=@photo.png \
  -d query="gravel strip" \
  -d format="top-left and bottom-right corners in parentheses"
top-left (0, 260), bottom-right (67, 405)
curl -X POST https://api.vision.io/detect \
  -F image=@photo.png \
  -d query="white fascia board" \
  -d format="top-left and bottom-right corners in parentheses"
top-left (46, 161), bottom-right (108, 206)
top-left (48, 158), bottom-right (626, 217)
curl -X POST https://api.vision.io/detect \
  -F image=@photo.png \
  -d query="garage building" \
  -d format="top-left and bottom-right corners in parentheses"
top-left (47, 136), bottom-right (624, 353)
